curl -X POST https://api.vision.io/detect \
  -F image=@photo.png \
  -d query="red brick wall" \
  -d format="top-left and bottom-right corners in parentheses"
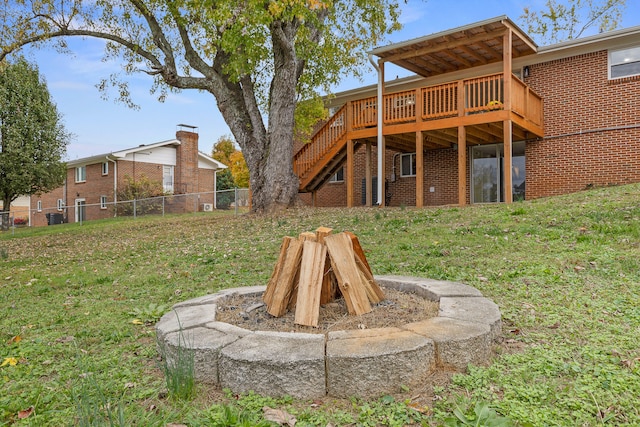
top-left (31, 163), bottom-right (116, 226)
top-left (302, 48), bottom-right (639, 207)
top-left (524, 50), bottom-right (640, 198)
top-left (299, 144), bottom-right (463, 207)
top-left (176, 130), bottom-right (199, 196)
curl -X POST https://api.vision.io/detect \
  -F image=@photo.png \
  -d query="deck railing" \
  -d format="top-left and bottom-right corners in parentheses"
top-left (296, 72), bottom-right (543, 188)
top-left (511, 76), bottom-right (543, 127)
top-left (293, 105), bottom-right (347, 179)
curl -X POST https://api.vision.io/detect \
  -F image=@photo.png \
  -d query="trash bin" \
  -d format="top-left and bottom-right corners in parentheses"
top-left (46, 213), bottom-right (64, 225)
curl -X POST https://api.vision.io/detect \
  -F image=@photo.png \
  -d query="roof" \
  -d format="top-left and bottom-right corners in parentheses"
top-left (370, 16), bottom-right (537, 78)
top-left (327, 17), bottom-right (640, 106)
top-left (198, 151), bottom-right (228, 169)
top-left (67, 137), bottom-right (227, 169)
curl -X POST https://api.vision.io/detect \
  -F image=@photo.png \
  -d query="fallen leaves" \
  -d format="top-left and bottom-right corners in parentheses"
top-left (1, 357), bottom-right (19, 367)
top-left (18, 406), bottom-right (34, 419)
top-left (263, 406), bottom-right (296, 426)
top-left (6, 335), bottom-right (21, 345)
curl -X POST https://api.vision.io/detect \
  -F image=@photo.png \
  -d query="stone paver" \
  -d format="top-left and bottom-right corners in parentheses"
top-left (402, 317), bottom-right (491, 370)
top-left (327, 327), bottom-right (435, 398)
top-left (156, 303), bottom-right (216, 340)
top-left (162, 325), bottom-right (243, 384)
top-left (438, 296), bottom-right (502, 340)
top-left (218, 331), bottom-right (326, 399)
top-left (375, 275), bottom-right (483, 300)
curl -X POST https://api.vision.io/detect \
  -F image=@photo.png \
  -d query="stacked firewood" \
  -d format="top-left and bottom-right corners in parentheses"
top-left (263, 227), bottom-right (385, 327)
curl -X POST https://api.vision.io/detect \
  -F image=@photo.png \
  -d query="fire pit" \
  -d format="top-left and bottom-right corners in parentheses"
top-left (156, 229), bottom-right (501, 399)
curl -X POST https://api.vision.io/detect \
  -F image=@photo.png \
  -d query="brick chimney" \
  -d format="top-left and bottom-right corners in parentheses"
top-left (175, 124), bottom-right (199, 195)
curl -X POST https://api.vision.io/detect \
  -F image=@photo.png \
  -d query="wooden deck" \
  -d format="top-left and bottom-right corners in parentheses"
top-left (294, 72), bottom-right (543, 192)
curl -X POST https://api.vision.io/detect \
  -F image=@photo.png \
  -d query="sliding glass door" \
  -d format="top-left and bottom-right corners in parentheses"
top-left (471, 142), bottom-right (525, 203)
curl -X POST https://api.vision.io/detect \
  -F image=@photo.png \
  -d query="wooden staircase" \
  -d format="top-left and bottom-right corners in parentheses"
top-left (294, 105), bottom-right (352, 193)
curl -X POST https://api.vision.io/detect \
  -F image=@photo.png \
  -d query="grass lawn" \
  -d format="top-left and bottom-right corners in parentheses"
top-left (1, 184), bottom-right (639, 426)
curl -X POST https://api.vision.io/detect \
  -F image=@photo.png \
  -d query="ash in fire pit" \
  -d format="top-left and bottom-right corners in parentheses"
top-left (215, 286), bottom-right (440, 334)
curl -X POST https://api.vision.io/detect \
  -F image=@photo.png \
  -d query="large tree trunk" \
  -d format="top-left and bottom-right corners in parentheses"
top-left (207, 20), bottom-right (302, 214)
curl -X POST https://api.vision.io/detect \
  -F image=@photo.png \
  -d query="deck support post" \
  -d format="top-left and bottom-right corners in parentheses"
top-left (376, 59), bottom-right (385, 206)
top-left (346, 139), bottom-right (354, 207)
top-left (416, 132), bottom-right (424, 208)
top-left (457, 126), bottom-right (467, 206)
top-left (503, 120), bottom-right (513, 204)
top-left (365, 142), bottom-right (372, 206)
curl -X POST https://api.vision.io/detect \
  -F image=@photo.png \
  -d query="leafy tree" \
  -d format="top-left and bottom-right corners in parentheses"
top-left (0, 57), bottom-right (68, 229)
top-left (520, 0), bottom-right (626, 44)
top-left (216, 169), bottom-right (235, 210)
top-left (212, 135), bottom-right (249, 188)
top-left (211, 135), bottom-right (236, 166)
top-left (0, 0), bottom-right (401, 213)
top-left (229, 151), bottom-right (249, 188)
top-left (116, 174), bottom-right (165, 216)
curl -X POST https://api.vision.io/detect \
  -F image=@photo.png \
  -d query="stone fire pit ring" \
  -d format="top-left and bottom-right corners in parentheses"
top-left (156, 275), bottom-right (501, 399)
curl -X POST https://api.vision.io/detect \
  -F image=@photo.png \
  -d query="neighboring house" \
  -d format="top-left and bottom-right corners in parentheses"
top-left (295, 16), bottom-right (640, 207)
top-left (30, 125), bottom-right (226, 227)
top-left (0, 196), bottom-right (30, 225)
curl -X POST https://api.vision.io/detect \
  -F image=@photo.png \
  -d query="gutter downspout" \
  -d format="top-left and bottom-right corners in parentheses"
top-left (106, 155), bottom-right (118, 217)
top-left (368, 53), bottom-right (383, 205)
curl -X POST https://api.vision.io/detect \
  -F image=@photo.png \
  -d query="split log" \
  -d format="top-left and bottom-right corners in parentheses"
top-left (315, 227), bottom-right (338, 304)
top-left (294, 240), bottom-right (327, 327)
top-left (324, 233), bottom-right (372, 315)
top-left (345, 231), bottom-right (373, 276)
top-left (265, 238), bottom-right (303, 317)
top-left (355, 253), bottom-right (385, 303)
top-left (263, 236), bottom-right (294, 306)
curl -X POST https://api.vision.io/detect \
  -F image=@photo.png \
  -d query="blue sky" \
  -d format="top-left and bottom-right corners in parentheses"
top-left (14, 0), bottom-right (640, 159)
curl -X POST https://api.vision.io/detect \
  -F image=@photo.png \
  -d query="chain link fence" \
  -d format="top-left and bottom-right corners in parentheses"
top-left (2, 189), bottom-right (249, 230)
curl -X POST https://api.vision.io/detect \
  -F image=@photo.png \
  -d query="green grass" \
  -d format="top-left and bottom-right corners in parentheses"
top-left (1, 184), bottom-right (639, 425)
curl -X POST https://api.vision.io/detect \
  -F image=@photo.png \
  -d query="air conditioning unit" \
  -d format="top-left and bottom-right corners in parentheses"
top-left (202, 203), bottom-right (213, 212)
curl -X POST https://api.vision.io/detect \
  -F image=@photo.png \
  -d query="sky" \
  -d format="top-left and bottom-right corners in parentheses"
top-left (11, 0), bottom-right (640, 160)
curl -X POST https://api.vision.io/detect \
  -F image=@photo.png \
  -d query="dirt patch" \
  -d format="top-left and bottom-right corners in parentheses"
top-left (215, 286), bottom-right (439, 334)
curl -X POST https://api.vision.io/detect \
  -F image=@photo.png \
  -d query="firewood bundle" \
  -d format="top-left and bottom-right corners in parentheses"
top-left (263, 227), bottom-right (385, 327)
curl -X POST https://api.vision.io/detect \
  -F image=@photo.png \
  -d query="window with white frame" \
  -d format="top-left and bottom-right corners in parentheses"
top-left (400, 153), bottom-right (417, 177)
top-left (102, 162), bottom-right (109, 176)
top-left (100, 195), bottom-right (108, 209)
top-left (57, 199), bottom-right (64, 211)
top-left (37, 200), bottom-right (42, 212)
top-left (329, 167), bottom-right (344, 183)
top-left (163, 165), bottom-right (174, 193)
top-left (75, 166), bottom-right (86, 183)
top-left (609, 46), bottom-right (640, 79)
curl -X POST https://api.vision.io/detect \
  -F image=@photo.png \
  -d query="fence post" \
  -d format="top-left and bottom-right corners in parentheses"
top-left (133, 199), bottom-right (137, 219)
top-left (235, 188), bottom-right (238, 216)
top-left (162, 196), bottom-right (165, 217)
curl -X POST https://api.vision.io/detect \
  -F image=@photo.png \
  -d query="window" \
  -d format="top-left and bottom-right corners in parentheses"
top-left (75, 166), bottom-right (86, 183)
top-left (102, 162), bottom-right (109, 176)
top-left (37, 200), bottom-right (42, 212)
top-left (400, 153), bottom-right (417, 177)
top-left (100, 196), bottom-right (108, 209)
top-left (163, 165), bottom-right (174, 193)
top-left (57, 199), bottom-right (64, 211)
top-left (610, 46), bottom-right (640, 79)
top-left (329, 167), bottom-right (344, 183)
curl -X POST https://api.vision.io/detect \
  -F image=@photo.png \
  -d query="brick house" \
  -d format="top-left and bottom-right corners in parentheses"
top-left (295, 16), bottom-right (640, 207)
top-left (30, 125), bottom-right (226, 226)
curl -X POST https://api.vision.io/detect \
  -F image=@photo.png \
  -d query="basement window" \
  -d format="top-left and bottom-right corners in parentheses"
top-left (609, 46), bottom-right (640, 79)
top-left (400, 153), bottom-right (417, 177)
top-left (329, 167), bottom-right (344, 183)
